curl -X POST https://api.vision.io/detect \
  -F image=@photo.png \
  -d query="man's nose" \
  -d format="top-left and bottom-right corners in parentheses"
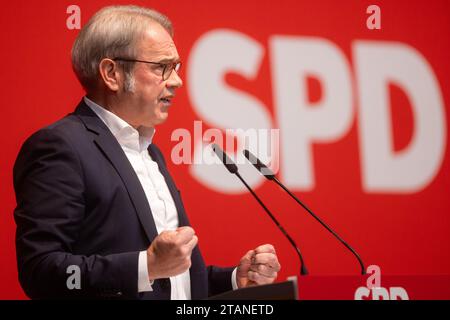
top-left (166, 69), bottom-right (183, 89)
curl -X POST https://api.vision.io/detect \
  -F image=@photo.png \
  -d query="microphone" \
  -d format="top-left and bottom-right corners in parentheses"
top-left (243, 149), bottom-right (366, 275)
top-left (211, 144), bottom-right (308, 276)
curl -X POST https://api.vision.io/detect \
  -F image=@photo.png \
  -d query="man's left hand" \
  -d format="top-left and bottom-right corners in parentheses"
top-left (236, 244), bottom-right (281, 288)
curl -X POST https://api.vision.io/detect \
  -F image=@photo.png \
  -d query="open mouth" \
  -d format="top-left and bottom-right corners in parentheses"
top-left (160, 97), bottom-right (172, 105)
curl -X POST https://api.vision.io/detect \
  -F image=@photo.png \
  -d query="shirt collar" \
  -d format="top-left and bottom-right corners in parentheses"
top-left (84, 96), bottom-right (155, 152)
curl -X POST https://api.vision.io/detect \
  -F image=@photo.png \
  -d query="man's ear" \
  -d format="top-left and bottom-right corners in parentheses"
top-left (98, 58), bottom-right (121, 92)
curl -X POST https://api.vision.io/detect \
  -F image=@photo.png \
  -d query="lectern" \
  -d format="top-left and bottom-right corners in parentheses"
top-left (208, 279), bottom-right (298, 300)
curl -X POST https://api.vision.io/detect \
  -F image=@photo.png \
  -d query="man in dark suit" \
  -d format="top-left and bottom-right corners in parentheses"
top-left (13, 5), bottom-right (280, 299)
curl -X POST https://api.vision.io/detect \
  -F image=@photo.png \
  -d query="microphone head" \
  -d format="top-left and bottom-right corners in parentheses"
top-left (243, 149), bottom-right (275, 180)
top-left (211, 144), bottom-right (238, 174)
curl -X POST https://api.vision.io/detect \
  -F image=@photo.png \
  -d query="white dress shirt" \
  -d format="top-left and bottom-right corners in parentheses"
top-left (84, 97), bottom-right (238, 299)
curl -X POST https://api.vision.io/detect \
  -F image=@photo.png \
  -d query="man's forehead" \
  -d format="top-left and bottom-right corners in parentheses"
top-left (138, 24), bottom-right (179, 60)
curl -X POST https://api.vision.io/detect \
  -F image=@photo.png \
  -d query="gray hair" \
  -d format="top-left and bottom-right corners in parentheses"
top-left (71, 5), bottom-right (173, 92)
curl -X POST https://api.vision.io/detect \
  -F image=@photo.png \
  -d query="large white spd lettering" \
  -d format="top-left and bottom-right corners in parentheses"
top-left (187, 29), bottom-right (446, 194)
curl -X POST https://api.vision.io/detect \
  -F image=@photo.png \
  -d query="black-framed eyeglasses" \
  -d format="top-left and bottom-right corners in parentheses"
top-left (112, 57), bottom-right (182, 81)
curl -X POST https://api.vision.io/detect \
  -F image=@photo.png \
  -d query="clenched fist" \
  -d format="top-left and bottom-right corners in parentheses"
top-left (146, 226), bottom-right (198, 280)
top-left (236, 244), bottom-right (281, 288)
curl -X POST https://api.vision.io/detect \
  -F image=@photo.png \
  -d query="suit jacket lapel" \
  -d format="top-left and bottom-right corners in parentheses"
top-left (148, 144), bottom-right (190, 227)
top-left (74, 101), bottom-right (158, 243)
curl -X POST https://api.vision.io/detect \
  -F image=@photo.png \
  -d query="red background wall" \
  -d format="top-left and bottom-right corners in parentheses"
top-left (1, 0), bottom-right (449, 299)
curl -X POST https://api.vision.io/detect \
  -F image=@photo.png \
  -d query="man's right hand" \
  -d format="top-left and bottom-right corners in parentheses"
top-left (146, 226), bottom-right (198, 280)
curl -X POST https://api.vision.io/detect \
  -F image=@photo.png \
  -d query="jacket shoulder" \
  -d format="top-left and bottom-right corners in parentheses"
top-left (21, 113), bottom-right (87, 149)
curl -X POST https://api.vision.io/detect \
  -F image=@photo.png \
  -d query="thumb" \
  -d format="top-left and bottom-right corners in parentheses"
top-left (236, 250), bottom-right (257, 288)
top-left (238, 250), bottom-right (254, 273)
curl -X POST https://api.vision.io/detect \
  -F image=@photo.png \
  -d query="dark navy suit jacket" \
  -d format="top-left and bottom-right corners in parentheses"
top-left (13, 100), bottom-right (234, 299)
